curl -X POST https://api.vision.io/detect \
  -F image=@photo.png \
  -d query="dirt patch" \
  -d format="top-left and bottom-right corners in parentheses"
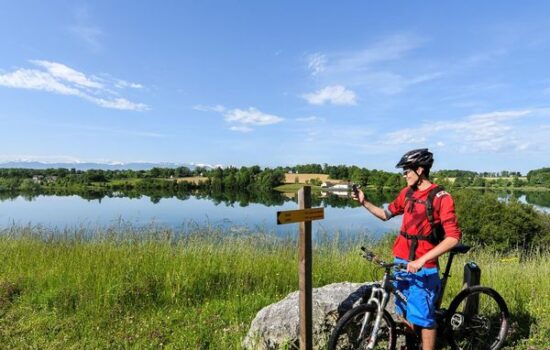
top-left (0, 280), bottom-right (22, 307)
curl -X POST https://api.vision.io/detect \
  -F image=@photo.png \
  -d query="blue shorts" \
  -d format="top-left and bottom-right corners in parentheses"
top-left (393, 258), bottom-right (441, 328)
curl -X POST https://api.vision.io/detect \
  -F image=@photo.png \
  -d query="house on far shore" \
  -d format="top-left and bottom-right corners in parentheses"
top-left (330, 183), bottom-right (351, 190)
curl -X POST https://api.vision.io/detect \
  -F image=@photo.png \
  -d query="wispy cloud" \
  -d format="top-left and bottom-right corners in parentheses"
top-left (330, 34), bottom-right (425, 72)
top-left (383, 109), bottom-right (544, 152)
top-left (0, 60), bottom-right (148, 111)
top-left (295, 116), bottom-right (324, 122)
top-left (302, 85), bottom-right (357, 105)
top-left (229, 125), bottom-right (253, 133)
top-left (305, 33), bottom-right (441, 96)
top-left (0, 154), bottom-right (84, 163)
top-left (193, 104), bottom-right (227, 113)
top-left (69, 5), bottom-right (103, 52)
top-left (306, 53), bottom-right (327, 76)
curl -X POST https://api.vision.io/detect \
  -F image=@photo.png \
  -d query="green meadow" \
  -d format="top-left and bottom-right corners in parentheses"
top-left (0, 227), bottom-right (548, 349)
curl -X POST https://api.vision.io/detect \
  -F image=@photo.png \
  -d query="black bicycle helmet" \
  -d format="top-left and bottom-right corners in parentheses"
top-left (395, 148), bottom-right (434, 169)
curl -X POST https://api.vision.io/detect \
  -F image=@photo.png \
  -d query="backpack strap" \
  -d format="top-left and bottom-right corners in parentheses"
top-left (425, 185), bottom-right (444, 234)
top-left (400, 231), bottom-right (430, 261)
top-left (405, 187), bottom-right (415, 213)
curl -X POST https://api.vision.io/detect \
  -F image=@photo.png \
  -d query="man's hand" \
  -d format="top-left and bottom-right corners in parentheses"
top-left (351, 188), bottom-right (365, 205)
top-left (351, 188), bottom-right (388, 221)
top-left (407, 258), bottom-right (426, 273)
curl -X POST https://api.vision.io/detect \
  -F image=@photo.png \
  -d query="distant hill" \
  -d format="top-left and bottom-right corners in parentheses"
top-left (0, 161), bottom-right (220, 171)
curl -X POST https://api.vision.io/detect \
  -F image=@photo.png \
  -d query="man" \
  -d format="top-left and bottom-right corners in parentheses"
top-left (352, 148), bottom-right (461, 350)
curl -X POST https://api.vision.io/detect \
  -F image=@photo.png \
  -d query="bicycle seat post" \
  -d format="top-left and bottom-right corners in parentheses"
top-left (437, 251), bottom-right (456, 309)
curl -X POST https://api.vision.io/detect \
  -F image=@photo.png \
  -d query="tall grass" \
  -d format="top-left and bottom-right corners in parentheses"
top-left (0, 226), bottom-right (548, 349)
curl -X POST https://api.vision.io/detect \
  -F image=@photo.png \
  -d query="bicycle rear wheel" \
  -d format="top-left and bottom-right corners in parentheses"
top-left (446, 286), bottom-right (509, 350)
top-left (328, 303), bottom-right (396, 350)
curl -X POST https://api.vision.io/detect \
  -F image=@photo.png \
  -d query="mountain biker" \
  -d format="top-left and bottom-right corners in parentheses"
top-left (352, 148), bottom-right (461, 350)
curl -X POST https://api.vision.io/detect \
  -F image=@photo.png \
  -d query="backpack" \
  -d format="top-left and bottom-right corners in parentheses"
top-left (399, 185), bottom-right (446, 260)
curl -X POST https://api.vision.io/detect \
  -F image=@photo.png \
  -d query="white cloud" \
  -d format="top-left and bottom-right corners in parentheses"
top-left (31, 60), bottom-right (103, 89)
top-left (0, 68), bottom-right (81, 95)
top-left (302, 85), bottom-right (357, 105)
top-left (307, 53), bottom-right (327, 76)
top-left (115, 79), bottom-right (143, 89)
top-left (92, 97), bottom-right (149, 112)
top-left (0, 60), bottom-right (148, 111)
top-left (383, 109), bottom-right (538, 152)
top-left (195, 105), bottom-right (284, 132)
top-left (224, 107), bottom-right (283, 126)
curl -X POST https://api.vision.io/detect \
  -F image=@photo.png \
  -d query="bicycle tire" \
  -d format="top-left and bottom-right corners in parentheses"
top-left (446, 286), bottom-right (509, 350)
top-left (328, 303), bottom-right (396, 350)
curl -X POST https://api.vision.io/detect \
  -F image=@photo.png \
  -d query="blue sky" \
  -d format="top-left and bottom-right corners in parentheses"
top-left (0, 1), bottom-right (549, 173)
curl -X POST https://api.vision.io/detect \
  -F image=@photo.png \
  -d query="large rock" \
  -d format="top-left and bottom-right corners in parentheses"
top-left (243, 282), bottom-right (396, 349)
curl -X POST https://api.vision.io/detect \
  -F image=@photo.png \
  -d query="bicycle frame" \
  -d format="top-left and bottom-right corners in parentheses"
top-left (359, 248), bottom-right (463, 349)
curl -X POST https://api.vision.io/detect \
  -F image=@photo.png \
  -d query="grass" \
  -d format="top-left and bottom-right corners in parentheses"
top-left (0, 226), bottom-right (548, 349)
top-left (274, 183), bottom-right (322, 192)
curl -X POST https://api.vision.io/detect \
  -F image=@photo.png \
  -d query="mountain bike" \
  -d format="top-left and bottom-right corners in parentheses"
top-left (328, 244), bottom-right (509, 350)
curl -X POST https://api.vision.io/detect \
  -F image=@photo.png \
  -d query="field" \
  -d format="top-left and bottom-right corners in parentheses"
top-left (284, 173), bottom-right (340, 184)
top-left (0, 227), bottom-right (548, 349)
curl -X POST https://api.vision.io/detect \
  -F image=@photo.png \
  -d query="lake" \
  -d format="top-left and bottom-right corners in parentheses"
top-left (0, 193), bottom-right (401, 237)
top-left (0, 189), bottom-right (548, 237)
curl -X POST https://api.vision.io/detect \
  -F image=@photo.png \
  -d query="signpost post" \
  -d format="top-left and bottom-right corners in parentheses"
top-left (276, 186), bottom-right (324, 350)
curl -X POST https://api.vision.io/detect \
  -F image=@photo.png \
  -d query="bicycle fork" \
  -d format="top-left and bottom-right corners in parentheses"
top-left (359, 286), bottom-right (389, 350)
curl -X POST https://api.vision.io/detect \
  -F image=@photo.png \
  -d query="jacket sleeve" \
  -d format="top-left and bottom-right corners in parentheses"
top-left (386, 187), bottom-right (407, 218)
top-left (438, 194), bottom-right (462, 240)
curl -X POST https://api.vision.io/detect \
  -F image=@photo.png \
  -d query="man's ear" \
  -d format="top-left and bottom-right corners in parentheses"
top-left (416, 166), bottom-right (425, 176)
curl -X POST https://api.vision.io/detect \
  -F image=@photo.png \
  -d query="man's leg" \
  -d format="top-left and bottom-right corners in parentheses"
top-left (421, 327), bottom-right (436, 350)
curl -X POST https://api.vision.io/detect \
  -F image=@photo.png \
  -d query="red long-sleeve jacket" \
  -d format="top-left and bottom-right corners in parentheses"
top-left (387, 184), bottom-right (462, 268)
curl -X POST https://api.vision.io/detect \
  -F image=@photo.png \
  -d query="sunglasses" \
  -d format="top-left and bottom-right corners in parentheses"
top-left (402, 169), bottom-right (414, 176)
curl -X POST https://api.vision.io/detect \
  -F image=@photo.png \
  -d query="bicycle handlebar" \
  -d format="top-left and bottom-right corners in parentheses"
top-left (360, 246), bottom-right (408, 271)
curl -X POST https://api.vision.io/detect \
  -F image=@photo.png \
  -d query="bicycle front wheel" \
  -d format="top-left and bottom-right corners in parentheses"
top-left (328, 303), bottom-right (396, 350)
top-left (446, 286), bottom-right (509, 350)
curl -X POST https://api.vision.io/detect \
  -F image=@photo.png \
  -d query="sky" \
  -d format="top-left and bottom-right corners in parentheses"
top-left (0, 1), bottom-right (549, 174)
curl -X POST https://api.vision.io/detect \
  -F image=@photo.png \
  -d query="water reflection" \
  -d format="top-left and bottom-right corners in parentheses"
top-left (0, 188), bottom-right (547, 234)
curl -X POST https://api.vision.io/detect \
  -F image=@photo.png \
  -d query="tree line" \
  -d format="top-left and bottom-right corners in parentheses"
top-left (0, 165), bottom-right (548, 193)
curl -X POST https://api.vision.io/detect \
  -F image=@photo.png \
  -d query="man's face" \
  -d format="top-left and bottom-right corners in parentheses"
top-left (402, 166), bottom-right (422, 186)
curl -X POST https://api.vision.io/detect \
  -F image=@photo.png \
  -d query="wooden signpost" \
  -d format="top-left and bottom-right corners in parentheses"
top-left (276, 186), bottom-right (324, 350)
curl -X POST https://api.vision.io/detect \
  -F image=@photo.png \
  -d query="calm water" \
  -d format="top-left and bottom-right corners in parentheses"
top-left (1, 190), bottom-right (548, 236)
top-left (0, 194), bottom-right (401, 236)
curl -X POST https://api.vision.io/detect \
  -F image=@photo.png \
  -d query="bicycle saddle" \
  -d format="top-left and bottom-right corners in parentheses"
top-left (450, 244), bottom-right (470, 254)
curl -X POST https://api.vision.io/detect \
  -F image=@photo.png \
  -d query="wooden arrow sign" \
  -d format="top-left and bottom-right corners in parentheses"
top-left (276, 207), bottom-right (324, 225)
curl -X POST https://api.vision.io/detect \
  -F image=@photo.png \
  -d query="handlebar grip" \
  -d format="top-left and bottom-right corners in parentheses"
top-left (395, 263), bottom-right (408, 271)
